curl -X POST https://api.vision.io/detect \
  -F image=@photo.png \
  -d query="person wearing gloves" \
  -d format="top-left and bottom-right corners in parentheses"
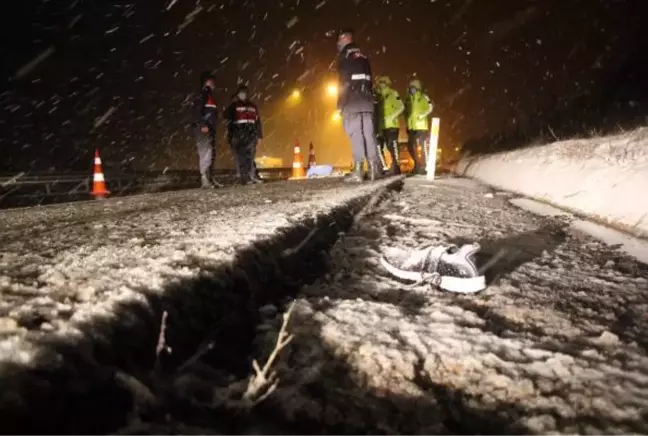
top-left (404, 78), bottom-right (434, 174)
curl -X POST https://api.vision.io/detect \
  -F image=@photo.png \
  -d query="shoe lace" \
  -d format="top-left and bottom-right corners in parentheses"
top-left (404, 245), bottom-right (448, 289)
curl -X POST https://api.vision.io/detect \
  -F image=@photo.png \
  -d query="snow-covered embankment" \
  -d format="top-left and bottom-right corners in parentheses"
top-left (456, 127), bottom-right (648, 238)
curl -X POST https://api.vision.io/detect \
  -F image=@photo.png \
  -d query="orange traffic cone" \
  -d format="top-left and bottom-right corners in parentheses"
top-left (291, 139), bottom-right (306, 179)
top-left (90, 148), bottom-right (110, 199)
top-left (307, 142), bottom-right (316, 169)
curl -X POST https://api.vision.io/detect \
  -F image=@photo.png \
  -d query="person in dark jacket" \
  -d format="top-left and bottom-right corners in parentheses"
top-left (193, 71), bottom-right (222, 188)
top-left (227, 92), bottom-right (261, 181)
top-left (231, 91), bottom-right (262, 180)
top-left (336, 28), bottom-right (382, 182)
top-left (223, 84), bottom-right (263, 184)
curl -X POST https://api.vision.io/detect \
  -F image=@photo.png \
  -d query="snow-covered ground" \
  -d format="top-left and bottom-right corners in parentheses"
top-left (0, 179), bottom-right (384, 342)
top-left (456, 127), bottom-right (648, 238)
top-left (251, 177), bottom-right (648, 434)
top-left (0, 177), bottom-right (398, 433)
top-left (3, 175), bottom-right (648, 434)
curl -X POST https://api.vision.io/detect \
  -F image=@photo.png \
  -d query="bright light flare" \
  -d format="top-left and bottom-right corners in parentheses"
top-left (326, 83), bottom-right (338, 97)
top-left (290, 89), bottom-right (301, 99)
top-left (331, 110), bottom-right (342, 122)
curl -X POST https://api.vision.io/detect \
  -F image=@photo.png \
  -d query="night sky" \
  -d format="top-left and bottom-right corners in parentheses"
top-left (0, 0), bottom-right (647, 173)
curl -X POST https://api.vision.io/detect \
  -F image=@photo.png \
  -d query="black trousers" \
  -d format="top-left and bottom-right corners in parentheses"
top-left (381, 128), bottom-right (400, 173)
top-left (230, 136), bottom-right (258, 182)
top-left (407, 129), bottom-right (428, 171)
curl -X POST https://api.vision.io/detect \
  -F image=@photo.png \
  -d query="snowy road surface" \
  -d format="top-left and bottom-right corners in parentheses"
top-left (0, 178), bottom-right (376, 338)
top-left (0, 177), bottom-right (398, 433)
top-left (257, 176), bottom-right (648, 434)
top-left (1, 176), bottom-right (647, 434)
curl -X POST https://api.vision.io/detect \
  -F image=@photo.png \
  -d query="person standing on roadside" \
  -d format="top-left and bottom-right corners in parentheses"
top-left (375, 76), bottom-right (405, 175)
top-left (193, 71), bottom-right (222, 188)
top-left (335, 28), bottom-right (382, 182)
top-left (405, 78), bottom-right (434, 174)
top-left (223, 84), bottom-right (264, 185)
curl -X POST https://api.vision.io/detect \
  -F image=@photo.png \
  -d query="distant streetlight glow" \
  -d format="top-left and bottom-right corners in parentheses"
top-left (326, 83), bottom-right (338, 97)
top-left (291, 89), bottom-right (301, 99)
top-left (331, 110), bottom-right (341, 122)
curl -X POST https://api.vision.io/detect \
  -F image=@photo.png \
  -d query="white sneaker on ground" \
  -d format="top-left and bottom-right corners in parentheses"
top-left (380, 243), bottom-right (486, 293)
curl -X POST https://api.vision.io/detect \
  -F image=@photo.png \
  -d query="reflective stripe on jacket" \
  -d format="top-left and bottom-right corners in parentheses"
top-left (224, 99), bottom-right (263, 140)
top-left (336, 43), bottom-right (375, 114)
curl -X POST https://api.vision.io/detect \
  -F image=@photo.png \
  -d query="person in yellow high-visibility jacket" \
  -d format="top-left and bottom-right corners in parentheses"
top-left (404, 78), bottom-right (434, 174)
top-left (375, 76), bottom-right (405, 174)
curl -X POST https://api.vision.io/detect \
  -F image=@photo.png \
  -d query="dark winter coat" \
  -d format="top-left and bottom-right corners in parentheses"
top-left (223, 98), bottom-right (263, 142)
top-left (336, 43), bottom-right (375, 114)
top-left (193, 86), bottom-right (218, 132)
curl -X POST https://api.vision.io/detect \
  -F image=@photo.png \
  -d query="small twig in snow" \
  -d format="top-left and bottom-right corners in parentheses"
top-left (241, 300), bottom-right (296, 407)
top-left (153, 311), bottom-right (170, 373)
top-left (282, 227), bottom-right (319, 257)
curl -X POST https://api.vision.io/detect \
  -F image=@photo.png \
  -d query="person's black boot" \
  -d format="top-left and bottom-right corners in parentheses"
top-left (346, 162), bottom-right (364, 182)
top-left (389, 141), bottom-right (401, 175)
top-left (409, 156), bottom-right (420, 174)
top-left (390, 159), bottom-right (401, 175)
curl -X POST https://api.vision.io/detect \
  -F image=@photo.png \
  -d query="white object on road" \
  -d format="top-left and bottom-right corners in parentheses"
top-left (426, 117), bottom-right (440, 181)
top-left (306, 164), bottom-right (334, 178)
top-left (380, 242), bottom-right (486, 293)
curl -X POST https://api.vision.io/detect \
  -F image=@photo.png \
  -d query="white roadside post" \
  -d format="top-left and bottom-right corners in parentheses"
top-left (426, 117), bottom-right (440, 180)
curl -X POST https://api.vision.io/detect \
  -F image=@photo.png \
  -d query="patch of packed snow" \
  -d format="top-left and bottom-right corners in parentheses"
top-left (457, 127), bottom-right (648, 238)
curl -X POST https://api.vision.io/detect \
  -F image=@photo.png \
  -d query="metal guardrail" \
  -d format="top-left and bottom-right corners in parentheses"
top-left (0, 168), bottom-right (297, 193)
top-left (0, 167), bottom-right (347, 209)
top-left (0, 170), bottom-right (200, 204)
